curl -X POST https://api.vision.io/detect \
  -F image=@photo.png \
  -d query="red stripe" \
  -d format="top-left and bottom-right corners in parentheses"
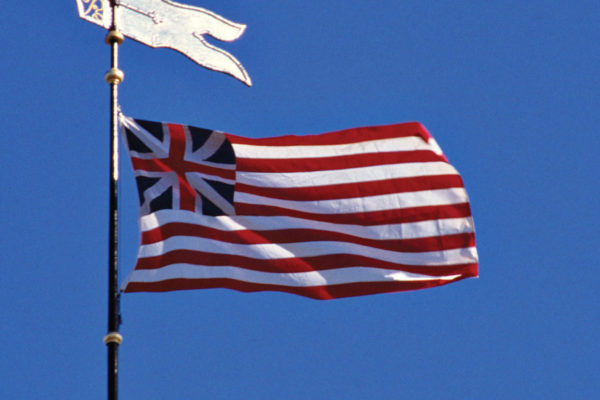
top-left (226, 122), bottom-right (430, 146)
top-left (123, 273), bottom-right (476, 300)
top-left (131, 158), bottom-right (235, 180)
top-left (236, 150), bottom-right (445, 173)
top-left (168, 124), bottom-right (195, 211)
top-left (234, 202), bottom-right (472, 225)
top-left (236, 174), bottom-right (464, 201)
top-left (141, 222), bottom-right (474, 253)
top-left (134, 249), bottom-right (477, 276)
top-left (178, 175), bottom-right (194, 211)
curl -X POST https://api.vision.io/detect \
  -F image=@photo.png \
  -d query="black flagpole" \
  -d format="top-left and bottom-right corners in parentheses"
top-left (103, 2), bottom-right (124, 400)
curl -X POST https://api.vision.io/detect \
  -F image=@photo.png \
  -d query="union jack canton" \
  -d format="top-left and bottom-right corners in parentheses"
top-left (120, 115), bottom-right (236, 217)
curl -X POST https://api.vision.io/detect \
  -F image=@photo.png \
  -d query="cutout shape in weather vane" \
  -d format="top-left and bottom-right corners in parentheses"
top-left (76, 0), bottom-right (252, 85)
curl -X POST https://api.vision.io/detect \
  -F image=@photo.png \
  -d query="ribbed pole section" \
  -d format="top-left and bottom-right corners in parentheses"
top-left (104, 2), bottom-right (124, 400)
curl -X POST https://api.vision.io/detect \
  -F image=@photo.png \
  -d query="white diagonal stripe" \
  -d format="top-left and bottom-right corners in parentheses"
top-left (186, 174), bottom-right (235, 215)
top-left (186, 128), bottom-right (226, 161)
top-left (120, 115), bottom-right (169, 158)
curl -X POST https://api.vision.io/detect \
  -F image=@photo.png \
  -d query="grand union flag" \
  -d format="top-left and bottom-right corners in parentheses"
top-left (119, 114), bottom-right (478, 299)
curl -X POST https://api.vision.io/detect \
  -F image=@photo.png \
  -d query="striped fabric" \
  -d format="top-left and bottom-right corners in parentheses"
top-left (119, 114), bottom-right (478, 299)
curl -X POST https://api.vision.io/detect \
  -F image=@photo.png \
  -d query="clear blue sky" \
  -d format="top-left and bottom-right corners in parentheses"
top-left (1, 1), bottom-right (598, 399)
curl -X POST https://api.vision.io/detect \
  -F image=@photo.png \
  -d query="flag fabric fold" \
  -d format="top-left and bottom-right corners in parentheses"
top-left (119, 114), bottom-right (478, 299)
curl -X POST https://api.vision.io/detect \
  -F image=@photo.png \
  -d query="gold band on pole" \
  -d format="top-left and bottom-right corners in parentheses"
top-left (104, 332), bottom-right (123, 345)
top-left (104, 30), bottom-right (125, 84)
top-left (105, 68), bottom-right (125, 84)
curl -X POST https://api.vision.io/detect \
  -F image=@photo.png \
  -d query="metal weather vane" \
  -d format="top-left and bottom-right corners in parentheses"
top-left (76, 0), bottom-right (252, 85)
top-left (75, 1), bottom-right (254, 399)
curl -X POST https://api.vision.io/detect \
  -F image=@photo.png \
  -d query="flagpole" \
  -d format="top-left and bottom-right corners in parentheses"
top-left (103, 2), bottom-right (124, 400)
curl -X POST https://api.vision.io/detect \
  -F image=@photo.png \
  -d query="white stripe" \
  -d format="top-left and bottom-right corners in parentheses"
top-left (140, 210), bottom-right (475, 241)
top-left (138, 235), bottom-right (479, 266)
top-left (232, 136), bottom-right (432, 159)
top-left (237, 161), bottom-right (458, 188)
top-left (125, 264), bottom-right (462, 288)
top-left (427, 138), bottom-right (444, 156)
top-left (236, 188), bottom-right (469, 215)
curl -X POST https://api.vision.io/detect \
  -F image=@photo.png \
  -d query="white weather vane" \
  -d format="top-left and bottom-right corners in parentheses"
top-left (76, 0), bottom-right (251, 85)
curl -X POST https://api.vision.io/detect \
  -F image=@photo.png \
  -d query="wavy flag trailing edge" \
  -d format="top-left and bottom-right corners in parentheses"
top-left (118, 114), bottom-right (478, 300)
top-left (76, 0), bottom-right (252, 85)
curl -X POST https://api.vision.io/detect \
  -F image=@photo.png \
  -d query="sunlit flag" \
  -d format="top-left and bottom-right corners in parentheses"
top-left (119, 114), bottom-right (478, 299)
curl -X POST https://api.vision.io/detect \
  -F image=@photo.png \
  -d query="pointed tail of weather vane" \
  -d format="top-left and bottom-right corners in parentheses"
top-left (76, 0), bottom-right (252, 85)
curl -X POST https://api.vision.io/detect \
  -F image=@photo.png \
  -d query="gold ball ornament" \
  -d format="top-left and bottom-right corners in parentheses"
top-left (105, 30), bottom-right (125, 45)
top-left (104, 68), bottom-right (125, 84)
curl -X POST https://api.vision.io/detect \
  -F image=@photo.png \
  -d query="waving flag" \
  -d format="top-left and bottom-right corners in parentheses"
top-left (119, 115), bottom-right (478, 299)
top-left (76, 0), bottom-right (251, 85)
